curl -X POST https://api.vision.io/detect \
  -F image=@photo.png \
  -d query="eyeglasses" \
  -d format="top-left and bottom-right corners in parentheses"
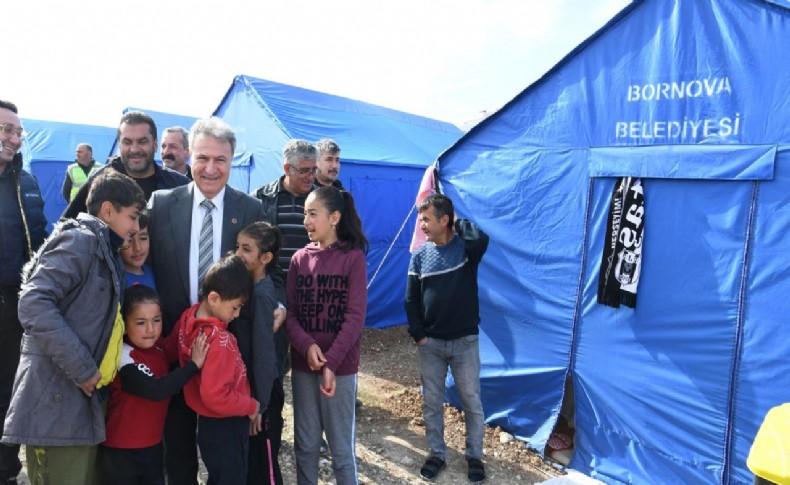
top-left (0, 123), bottom-right (26, 141)
top-left (289, 165), bottom-right (318, 176)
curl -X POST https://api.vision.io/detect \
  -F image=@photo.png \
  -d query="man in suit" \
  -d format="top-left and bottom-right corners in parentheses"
top-left (147, 116), bottom-right (267, 485)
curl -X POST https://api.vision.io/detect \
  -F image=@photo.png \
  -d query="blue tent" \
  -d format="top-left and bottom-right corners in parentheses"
top-left (435, 0), bottom-right (790, 483)
top-left (22, 119), bottom-right (116, 230)
top-left (213, 75), bottom-right (463, 328)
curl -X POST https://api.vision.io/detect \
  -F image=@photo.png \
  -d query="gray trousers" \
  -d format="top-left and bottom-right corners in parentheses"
top-left (419, 335), bottom-right (484, 461)
top-left (291, 371), bottom-right (358, 485)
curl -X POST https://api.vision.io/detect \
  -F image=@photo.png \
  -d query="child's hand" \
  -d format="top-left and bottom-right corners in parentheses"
top-left (191, 333), bottom-right (209, 369)
top-left (320, 367), bottom-right (336, 398)
top-left (78, 370), bottom-right (102, 397)
top-left (307, 344), bottom-right (326, 371)
top-left (248, 400), bottom-right (261, 421)
top-left (272, 307), bottom-right (286, 332)
top-left (249, 413), bottom-right (263, 436)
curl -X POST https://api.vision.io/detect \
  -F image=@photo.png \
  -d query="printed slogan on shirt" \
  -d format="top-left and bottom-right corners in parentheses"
top-left (295, 273), bottom-right (349, 333)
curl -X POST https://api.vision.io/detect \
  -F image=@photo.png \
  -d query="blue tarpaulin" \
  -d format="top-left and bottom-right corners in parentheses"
top-left (436, 0), bottom-right (790, 483)
top-left (22, 119), bottom-right (116, 230)
top-left (213, 75), bottom-right (463, 328)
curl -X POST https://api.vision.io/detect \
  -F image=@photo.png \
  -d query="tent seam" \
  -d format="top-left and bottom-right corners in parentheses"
top-left (721, 180), bottom-right (759, 485)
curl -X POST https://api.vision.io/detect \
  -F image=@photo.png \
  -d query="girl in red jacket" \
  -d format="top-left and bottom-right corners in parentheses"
top-left (285, 186), bottom-right (368, 485)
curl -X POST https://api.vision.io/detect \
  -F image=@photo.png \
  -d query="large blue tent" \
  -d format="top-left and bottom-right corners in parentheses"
top-left (213, 75), bottom-right (463, 328)
top-left (435, 0), bottom-right (790, 483)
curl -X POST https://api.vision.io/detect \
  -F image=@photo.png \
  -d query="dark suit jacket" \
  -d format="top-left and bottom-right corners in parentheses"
top-left (147, 183), bottom-right (267, 335)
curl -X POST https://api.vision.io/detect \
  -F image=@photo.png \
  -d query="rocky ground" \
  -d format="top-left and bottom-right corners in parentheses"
top-left (17, 325), bottom-right (562, 484)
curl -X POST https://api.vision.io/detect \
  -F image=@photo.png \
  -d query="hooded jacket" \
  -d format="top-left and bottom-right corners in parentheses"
top-left (177, 304), bottom-right (258, 418)
top-left (2, 213), bottom-right (124, 446)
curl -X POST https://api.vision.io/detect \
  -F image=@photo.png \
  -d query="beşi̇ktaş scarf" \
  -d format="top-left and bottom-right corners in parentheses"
top-left (597, 177), bottom-right (645, 308)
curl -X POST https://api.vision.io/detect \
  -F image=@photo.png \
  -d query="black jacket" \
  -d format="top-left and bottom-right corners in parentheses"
top-left (252, 176), bottom-right (320, 226)
top-left (0, 153), bottom-right (48, 286)
top-left (62, 157), bottom-right (189, 219)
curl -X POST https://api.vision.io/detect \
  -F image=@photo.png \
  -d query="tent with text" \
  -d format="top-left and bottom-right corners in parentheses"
top-left (434, 0), bottom-right (790, 483)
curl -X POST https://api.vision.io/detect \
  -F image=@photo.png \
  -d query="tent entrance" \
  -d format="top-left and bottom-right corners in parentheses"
top-left (561, 145), bottom-right (775, 478)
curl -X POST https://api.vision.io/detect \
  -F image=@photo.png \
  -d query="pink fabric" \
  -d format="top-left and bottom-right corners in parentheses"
top-left (410, 166), bottom-right (438, 252)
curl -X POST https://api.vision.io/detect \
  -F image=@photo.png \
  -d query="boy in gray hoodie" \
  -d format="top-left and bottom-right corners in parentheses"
top-left (2, 171), bottom-right (145, 485)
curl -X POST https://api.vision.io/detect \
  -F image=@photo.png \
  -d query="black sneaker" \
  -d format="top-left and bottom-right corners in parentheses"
top-left (467, 458), bottom-right (486, 483)
top-left (420, 456), bottom-right (446, 481)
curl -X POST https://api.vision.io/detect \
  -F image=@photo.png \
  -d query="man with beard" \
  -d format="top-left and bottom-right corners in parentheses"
top-left (63, 111), bottom-right (189, 218)
top-left (314, 138), bottom-right (343, 189)
top-left (161, 126), bottom-right (192, 180)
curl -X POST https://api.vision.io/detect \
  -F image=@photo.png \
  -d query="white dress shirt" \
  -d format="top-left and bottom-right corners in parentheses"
top-left (189, 184), bottom-right (226, 304)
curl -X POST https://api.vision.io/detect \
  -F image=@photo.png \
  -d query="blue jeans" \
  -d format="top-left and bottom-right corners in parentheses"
top-left (418, 335), bottom-right (484, 461)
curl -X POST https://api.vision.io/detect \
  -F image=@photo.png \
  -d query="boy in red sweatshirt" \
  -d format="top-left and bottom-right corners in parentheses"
top-left (176, 255), bottom-right (259, 485)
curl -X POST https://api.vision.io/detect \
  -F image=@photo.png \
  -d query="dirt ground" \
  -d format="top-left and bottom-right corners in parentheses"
top-left (277, 325), bottom-right (562, 484)
top-left (16, 325), bottom-right (562, 484)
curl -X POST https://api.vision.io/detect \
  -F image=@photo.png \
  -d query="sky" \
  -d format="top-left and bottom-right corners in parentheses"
top-left (5, 0), bottom-right (630, 129)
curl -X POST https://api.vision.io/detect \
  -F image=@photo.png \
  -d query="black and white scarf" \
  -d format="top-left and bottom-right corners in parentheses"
top-left (597, 177), bottom-right (645, 309)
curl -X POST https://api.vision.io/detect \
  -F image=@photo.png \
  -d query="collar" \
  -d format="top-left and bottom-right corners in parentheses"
top-left (108, 228), bottom-right (125, 251)
top-left (0, 153), bottom-right (22, 178)
top-left (278, 175), bottom-right (315, 197)
top-left (192, 183), bottom-right (226, 212)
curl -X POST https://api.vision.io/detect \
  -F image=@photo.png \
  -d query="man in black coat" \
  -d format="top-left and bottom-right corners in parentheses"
top-left (0, 99), bottom-right (48, 484)
top-left (63, 111), bottom-right (188, 218)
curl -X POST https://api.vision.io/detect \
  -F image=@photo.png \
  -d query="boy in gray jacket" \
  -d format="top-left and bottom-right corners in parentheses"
top-left (1, 171), bottom-right (145, 485)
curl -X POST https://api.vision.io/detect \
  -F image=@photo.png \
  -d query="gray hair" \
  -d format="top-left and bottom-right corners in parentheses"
top-left (189, 117), bottom-right (236, 154)
top-left (77, 143), bottom-right (93, 153)
top-left (315, 138), bottom-right (340, 155)
top-left (163, 126), bottom-right (189, 148)
top-left (283, 139), bottom-right (317, 165)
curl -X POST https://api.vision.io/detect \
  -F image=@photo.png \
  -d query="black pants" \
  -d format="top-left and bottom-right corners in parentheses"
top-left (198, 416), bottom-right (249, 485)
top-left (0, 287), bottom-right (22, 481)
top-left (248, 377), bottom-right (285, 485)
top-left (99, 443), bottom-right (165, 485)
top-left (163, 393), bottom-right (198, 485)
